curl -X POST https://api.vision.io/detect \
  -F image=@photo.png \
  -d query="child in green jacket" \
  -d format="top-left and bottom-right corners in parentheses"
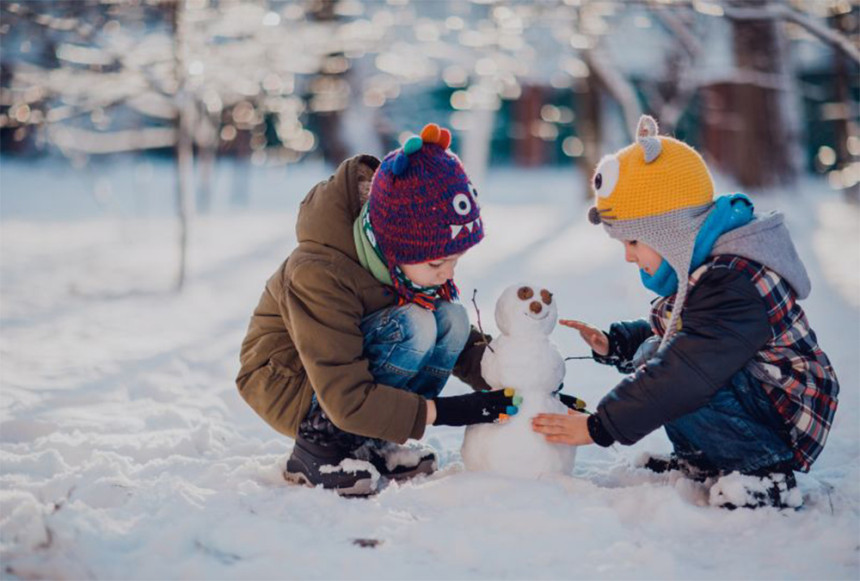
top-left (238, 124), bottom-right (518, 496)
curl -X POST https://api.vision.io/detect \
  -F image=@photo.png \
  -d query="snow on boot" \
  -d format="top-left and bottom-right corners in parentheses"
top-left (636, 452), bottom-right (719, 482)
top-left (354, 440), bottom-right (438, 482)
top-left (709, 466), bottom-right (802, 510)
top-left (284, 436), bottom-right (381, 497)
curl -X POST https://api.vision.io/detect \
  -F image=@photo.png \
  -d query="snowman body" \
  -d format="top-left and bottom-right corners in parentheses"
top-left (461, 284), bottom-right (577, 478)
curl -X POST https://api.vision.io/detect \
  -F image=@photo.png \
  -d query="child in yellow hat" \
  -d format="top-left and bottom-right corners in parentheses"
top-left (532, 116), bottom-right (839, 509)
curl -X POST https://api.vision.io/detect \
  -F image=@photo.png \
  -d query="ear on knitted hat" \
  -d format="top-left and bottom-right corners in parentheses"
top-left (636, 115), bottom-right (662, 163)
top-left (636, 115), bottom-right (658, 138)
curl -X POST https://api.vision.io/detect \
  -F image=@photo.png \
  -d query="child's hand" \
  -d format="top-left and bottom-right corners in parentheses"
top-left (432, 388), bottom-right (521, 427)
top-left (559, 319), bottom-right (609, 357)
top-left (531, 410), bottom-right (594, 446)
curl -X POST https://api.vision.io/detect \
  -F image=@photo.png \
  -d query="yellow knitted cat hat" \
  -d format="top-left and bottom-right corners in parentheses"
top-left (588, 115), bottom-right (716, 346)
top-left (588, 115), bottom-right (714, 225)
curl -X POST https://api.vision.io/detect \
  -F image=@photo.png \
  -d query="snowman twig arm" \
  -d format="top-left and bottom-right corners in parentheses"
top-left (470, 289), bottom-right (494, 353)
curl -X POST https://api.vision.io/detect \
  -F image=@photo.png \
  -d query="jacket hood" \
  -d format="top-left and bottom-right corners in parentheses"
top-left (295, 154), bottom-right (380, 260)
top-left (711, 210), bottom-right (811, 299)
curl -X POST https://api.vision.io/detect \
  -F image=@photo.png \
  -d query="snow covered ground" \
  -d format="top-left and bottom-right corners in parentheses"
top-left (1, 157), bottom-right (858, 580)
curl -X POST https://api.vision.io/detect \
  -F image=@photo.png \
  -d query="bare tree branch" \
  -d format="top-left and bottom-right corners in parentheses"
top-left (584, 47), bottom-right (642, 140)
top-left (723, 3), bottom-right (860, 65)
top-left (649, 3), bottom-right (703, 59)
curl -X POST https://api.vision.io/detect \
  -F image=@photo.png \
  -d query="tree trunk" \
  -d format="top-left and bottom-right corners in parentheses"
top-left (172, 0), bottom-right (194, 291)
top-left (576, 78), bottom-right (602, 199)
top-left (460, 86), bottom-right (495, 193)
top-left (831, 17), bottom-right (860, 203)
top-left (196, 109), bottom-right (218, 214)
top-left (308, 0), bottom-right (348, 166)
top-left (514, 85), bottom-right (545, 167)
top-left (727, 0), bottom-right (799, 190)
top-left (313, 109), bottom-right (349, 165)
top-left (230, 131), bottom-right (251, 208)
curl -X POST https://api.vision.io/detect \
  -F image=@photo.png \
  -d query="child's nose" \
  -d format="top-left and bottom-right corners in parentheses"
top-left (624, 247), bottom-right (637, 263)
top-left (441, 263), bottom-right (455, 281)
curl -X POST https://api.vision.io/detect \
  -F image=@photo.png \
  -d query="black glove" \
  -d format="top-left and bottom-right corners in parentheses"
top-left (557, 393), bottom-right (589, 413)
top-left (433, 389), bottom-right (520, 427)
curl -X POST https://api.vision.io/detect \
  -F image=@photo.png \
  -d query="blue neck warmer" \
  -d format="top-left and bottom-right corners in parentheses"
top-left (641, 193), bottom-right (755, 296)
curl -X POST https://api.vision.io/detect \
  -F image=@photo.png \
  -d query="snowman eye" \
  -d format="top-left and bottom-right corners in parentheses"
top-left (452, 193), bottom-right (472, 216)
top-left (517, 286), bottom-right (534, 300)
top-left (540, 289), bottom-right (552, 305)
top-left (593, 155), bottom-right (620, 199)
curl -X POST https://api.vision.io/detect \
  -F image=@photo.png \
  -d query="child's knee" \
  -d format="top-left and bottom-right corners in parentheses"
top-left (396, 304), bottom-right (438, 355)
top-left (434, 301), bottom-right (470, 350)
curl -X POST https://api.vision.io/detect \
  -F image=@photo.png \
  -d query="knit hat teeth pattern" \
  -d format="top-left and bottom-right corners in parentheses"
top-left (368, 123), bottom-right (484, 267)
top-left (587, 115), bottom-right (716, 348)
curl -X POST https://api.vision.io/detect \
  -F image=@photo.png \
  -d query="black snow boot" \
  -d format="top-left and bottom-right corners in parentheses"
top-left (709, 464), bottom-right (801, 510)
top-left (284, 436), bottom-right (382, 497)
top-left (353, 440), bottom-right (438, 482)
top-left (638, 453), bottom-right (719, 482)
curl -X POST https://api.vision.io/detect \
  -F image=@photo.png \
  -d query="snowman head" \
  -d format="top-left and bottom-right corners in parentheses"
top-left (494, 283), bottom-right (557, 337)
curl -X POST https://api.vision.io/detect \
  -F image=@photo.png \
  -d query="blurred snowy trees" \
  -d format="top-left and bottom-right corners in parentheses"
top-left (1, 0), bottom-right (857, 289)
top-left (1, 0), bottom-right (379, 289)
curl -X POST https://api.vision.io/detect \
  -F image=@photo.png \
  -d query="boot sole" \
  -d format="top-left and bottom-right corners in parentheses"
top-left (283, 468), bottom-right (379, 498)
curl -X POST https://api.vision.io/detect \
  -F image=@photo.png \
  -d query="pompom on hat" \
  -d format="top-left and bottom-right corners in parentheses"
top-left (588, 115), bottom-right (716, 347)
top-left (366, 123), bottom-right (483, 305)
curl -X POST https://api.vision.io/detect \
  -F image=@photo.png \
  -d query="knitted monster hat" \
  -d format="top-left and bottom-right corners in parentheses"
top-left (588, 115), bottom-right (715, 348)
top-left (367, 123), bottom-right (484, 304)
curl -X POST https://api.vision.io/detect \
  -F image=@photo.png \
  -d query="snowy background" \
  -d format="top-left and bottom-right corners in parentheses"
top-left (1, 157), bottom-right (858, 580)
top-left (2, 0), bottom-right (859, 578)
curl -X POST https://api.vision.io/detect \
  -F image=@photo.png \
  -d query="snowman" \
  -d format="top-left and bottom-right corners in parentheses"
top-left (461, 283), bottom-right (576, 478)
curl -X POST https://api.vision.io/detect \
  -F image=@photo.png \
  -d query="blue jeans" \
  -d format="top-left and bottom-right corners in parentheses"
top-left (359, 301), bottom-right (471, 399)
top-left (665, 369), bottom-right (795, 473)
top-left (299, 301), bottom-right (470, 448)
